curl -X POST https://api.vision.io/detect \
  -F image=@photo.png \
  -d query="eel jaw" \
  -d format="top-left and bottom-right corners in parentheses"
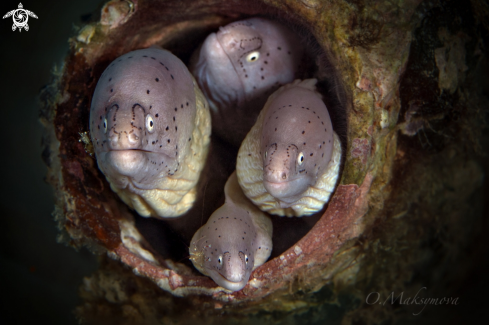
top-left (263, 176), bottom-right (311, 203)
top-left (97, 149), bottom-right (174, 189)
top-left (106, 150), bottom-right (146, 177)
top-left (208, 269), bottom-right (250, 292)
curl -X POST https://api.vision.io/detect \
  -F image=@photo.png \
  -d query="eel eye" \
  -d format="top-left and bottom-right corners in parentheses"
top-left (246, 51), bottom-right (260, 62)
top-left (218, 256), bottom-right (223, 265)
top-left (146, 115), bottom-right (154, 132)
top-left (103, 118), bottom-right (107, 133)
top-left (245, 255), bottom-right (249, 264)
top-left (298, 152), bottom-right (304, 165)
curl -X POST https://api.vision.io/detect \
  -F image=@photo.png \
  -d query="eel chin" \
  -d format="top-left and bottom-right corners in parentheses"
top-left (208, 269), bottom-right (250, 292)
top-left (98, 150), bottom-right (175, 189)
top-left (263, 176), bottom-right (311, 203)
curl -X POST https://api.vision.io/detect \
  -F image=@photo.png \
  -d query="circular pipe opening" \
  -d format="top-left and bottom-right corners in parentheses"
top-left (43, 0), bottom-right (387, 303)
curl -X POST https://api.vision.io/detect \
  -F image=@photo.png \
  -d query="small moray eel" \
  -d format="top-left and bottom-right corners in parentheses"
top-left (190, 172), bottom-right (273, 291)
top-left (89, 48), bottom-right (211, 218)
top-left (191, 17), bottom-right (304, 146)
top-left (236, 79), bottom-right (342, 217)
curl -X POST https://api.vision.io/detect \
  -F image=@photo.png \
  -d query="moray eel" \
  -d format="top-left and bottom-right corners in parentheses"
top-left (190, 172), bottom-right (272, 291)
top-left (191, 17), bottom-right (304, 146)
top-left (89, 48), bottom-right (211, 218)
top-left (236, 79), bottom-right (342, 217)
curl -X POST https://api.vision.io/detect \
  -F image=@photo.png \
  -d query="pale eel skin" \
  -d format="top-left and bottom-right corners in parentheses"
top-left (89, 48), bottom-right (211, 218)
top-left (236, 79), bottom-right (342, 217)
top-left (190, 172), bottom-right (272, 291)
top-left (191, 17), bottom-right (304, 146)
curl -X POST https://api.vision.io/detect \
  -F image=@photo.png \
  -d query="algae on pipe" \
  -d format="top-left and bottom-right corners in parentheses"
top-left (237, 79), bottom-right (342, 217)
top-left (191, 17), bottom-right (304, 146)
top-left (89, 48), bottom-right (211, 218)
top-left (190, 172), bottom-right (273, 291)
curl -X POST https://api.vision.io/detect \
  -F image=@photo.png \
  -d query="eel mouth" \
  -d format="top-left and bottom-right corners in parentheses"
top-left (101, 149), bottom-right (175, 188)
top-left (263, 177), bottom-right (310, 201)
top-left (105, 148), bottom-right (170, 159)
top-left (109, 148), bottom-right (153, 153)
top-left (212, 271), bottom-right (248, 291)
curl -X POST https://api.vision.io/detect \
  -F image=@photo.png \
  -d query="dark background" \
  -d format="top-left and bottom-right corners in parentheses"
top-left (0, 1), bottom-right (101, 324)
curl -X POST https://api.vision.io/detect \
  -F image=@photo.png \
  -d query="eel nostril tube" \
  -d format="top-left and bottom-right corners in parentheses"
top-left (108, 132), bottom-right (119, 147)
top-left (127, 131), bottom-right (140, 145)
